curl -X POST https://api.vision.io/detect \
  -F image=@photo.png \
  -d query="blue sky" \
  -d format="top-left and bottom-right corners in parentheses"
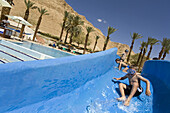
top-left (65, 0), bottom-right (170, 60)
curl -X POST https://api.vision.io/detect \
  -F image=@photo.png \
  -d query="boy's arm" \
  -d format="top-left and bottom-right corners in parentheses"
top-left (118, 61), bottom-right (127, 70)
top-left (113, 74), bottom-right (128, 80)
top-left (118, 63), bottom-right (121, 70)
top-left (137, 75), bottom-right (151, 96)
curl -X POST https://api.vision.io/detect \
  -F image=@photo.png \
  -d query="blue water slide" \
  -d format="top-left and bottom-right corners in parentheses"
top-left (0, 48), bottom-right (153, 113)
top-left (142, 60), bottom-right (170, 113)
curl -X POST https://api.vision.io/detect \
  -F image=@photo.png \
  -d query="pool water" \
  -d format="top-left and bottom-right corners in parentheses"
top-left (13, 41), bottom-right (73, 58)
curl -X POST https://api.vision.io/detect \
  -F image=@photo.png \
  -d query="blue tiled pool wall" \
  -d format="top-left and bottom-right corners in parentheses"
top-left (0, 40), bottom-right (53, 60)
top-left (0, 48), bottom-right (117, 112)
top-left (14, 41), bottom-right (73, 58)
top-left (142, 60), bottom-right (170, 113)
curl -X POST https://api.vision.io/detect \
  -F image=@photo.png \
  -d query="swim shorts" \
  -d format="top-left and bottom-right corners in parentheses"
top-left (125, 85), bottom-right (143, 96)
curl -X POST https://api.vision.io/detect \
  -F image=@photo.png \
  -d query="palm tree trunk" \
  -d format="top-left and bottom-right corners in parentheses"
top-left (59, 20), bottom-right (66, 41)
top-left (127, 39), bottom-right (134, 62)
top-left (69, 32), bottom-right (73, 44)
top-left (83, 33), bottom-right (89, 54)
top-left (138, 48), bottom-right (146, 72)
top-left (103, 36), bottom-right (109, 51)
top-left (93, 39), bottom-right (98, 52)
top-left (64, 28), bottom-right (70, 43)
top-left (136, 48), bottom-right (143, 65)
top-left (146, 45), bottom-right (153, 60)
top-left (158, 47), bottom-right (164, 60)
top-left (33, 15), bottom-right (42, 41)
top-left (161, 52), bottom-right (167, 60)
top-left (19, 9), bottom-right (29, 38)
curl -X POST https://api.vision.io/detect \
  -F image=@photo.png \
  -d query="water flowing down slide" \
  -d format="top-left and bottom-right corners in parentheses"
top-left (0, 48), bottom-right (168, 113)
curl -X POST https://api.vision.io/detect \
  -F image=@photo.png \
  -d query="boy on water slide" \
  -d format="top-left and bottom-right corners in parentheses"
top-left (113, 67), bottom-right (151, 106)
top-left (115, 58), bottom-right (129, 72)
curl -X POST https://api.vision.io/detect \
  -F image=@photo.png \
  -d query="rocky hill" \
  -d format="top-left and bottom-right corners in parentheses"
top-left (10, 0), bottom-right (134, 55)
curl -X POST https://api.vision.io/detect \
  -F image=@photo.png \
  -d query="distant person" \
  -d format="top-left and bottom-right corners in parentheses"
top-left (52, 41), bottom-right (56, 48)
top-left (115, 58), bottom-right (129, 72)
top-left (113, 66), bottom-right (151, 106)
top-left (1, 17), bottom-right (10, 28)
top-left (120, 49), bottom-right (129, 62)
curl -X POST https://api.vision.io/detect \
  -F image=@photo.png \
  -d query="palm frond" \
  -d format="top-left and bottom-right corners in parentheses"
top-left (32, 6), bottom-right (37, 9)
top-left (164, 39), bottom-right (170, 53)
top-left (161, 38), bottom-right (169, 47)
top-left (37, 7), bottom-right (49, 16)
top-left (64, 11), bottom-right (69, 18)
top-left (86, 26), bottom-right (94, 33)
top-left (131, 32), bottom-right (142, 40)
top-left (139, 41), bottom-right (146, 50)
top-left (107, 27), bottom-right (117, 36)
top-left (147, 37), bottom-right (159, 46)
top-left (38, 7), bottom-right (41, 13)
top-left (25, 0), bottom-right (35, 9)
top-left (96, 36), bottom-right (100, 40)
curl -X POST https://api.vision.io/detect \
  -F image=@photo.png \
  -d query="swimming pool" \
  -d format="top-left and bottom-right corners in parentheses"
top-left (0, 40), bottom-right (55, 63)
top-left (0, 40), bottom-right (72, 64)
top-left (12, 41), bottom-right (73, 58)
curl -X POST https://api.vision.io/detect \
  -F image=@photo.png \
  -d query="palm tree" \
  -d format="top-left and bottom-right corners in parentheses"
top-left (68, 25), bottom-right (82, 49)
top-left (72, 32), bottom-right (85, 47)
top-left (69, 16), bottom-right (84, 44)
top-left (59, 11), bottom-right (69, 41)
top-left (64, 14), bottom-right (74, 43)
top-left (83, 26), bottom-right (94, 54)
top-left (127, 32), bottom-right (142, 62)
top-left (19, 0), bottom-right (37, 38)
top-left (64, 27), bottom-right (70, 43)
top-left (33, 7), bottom-right (49, 41)
top-left (136, 41), bottom-right (146, 65)
top-left (138, 40), bottom-right (149, 72)
top-left (73, 26), bottom-right (82, 37)
top-left (161, 44), bottom-right (170, 60)
top-left (146, 37), bottom-right (159, 60)
top-left (103, 27), bottom-right (117, 51)
top-left (158, 38), bottom-right (169, 59)
top-left (93, 36), bottom-right (100, 52)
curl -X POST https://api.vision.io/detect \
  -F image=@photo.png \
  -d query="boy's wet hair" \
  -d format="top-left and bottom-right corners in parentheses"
top-left (115, 58), bottom-right (120, 62)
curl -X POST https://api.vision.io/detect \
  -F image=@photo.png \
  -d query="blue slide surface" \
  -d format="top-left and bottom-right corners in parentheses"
top-left (142, 60), bottom-right (170, 113)
top-left (1, 47), bottom-right (168, 113)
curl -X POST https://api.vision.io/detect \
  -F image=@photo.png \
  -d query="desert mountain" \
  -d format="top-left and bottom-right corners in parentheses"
top-left (10, 0), bottom-right (134, 55)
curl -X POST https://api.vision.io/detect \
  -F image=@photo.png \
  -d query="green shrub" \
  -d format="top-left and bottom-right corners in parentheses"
top-left (38, 31), bottom-right (60, 40)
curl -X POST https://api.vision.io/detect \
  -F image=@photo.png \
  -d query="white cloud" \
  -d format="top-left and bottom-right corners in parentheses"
top-left (97, 19), bottom-right (102, 22)
top-left (103, 20), bottom-right (107, 24)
